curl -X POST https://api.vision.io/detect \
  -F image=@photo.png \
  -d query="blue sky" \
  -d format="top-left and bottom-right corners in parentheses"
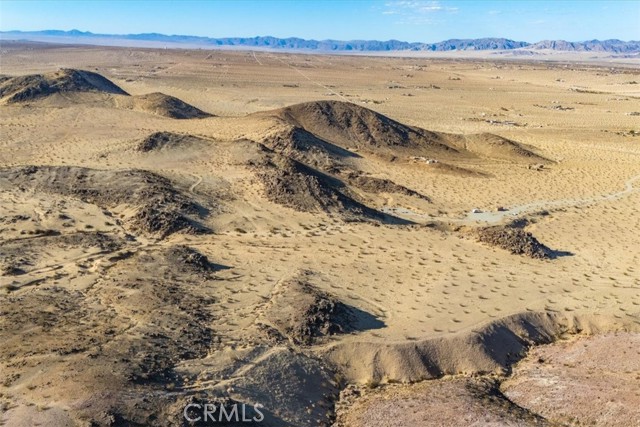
top-left (1, 1), bottom-right (639, 42)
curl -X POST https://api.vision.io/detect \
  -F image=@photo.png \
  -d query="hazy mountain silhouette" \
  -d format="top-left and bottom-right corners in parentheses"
top-left (3, 30), bottom-right (639, 53)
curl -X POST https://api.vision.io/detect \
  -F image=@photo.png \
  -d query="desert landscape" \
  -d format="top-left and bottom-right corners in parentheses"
top-left (1, 41), bottom-right (639, 426)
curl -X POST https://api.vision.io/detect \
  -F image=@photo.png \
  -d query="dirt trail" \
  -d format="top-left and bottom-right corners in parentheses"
top-left (183, 346), bottom-right (285, 391)
top-left (270, 54), bottom-right (350, 102)
top-left (385, 170), bottom-right (640, 225)
top-left (188, 173), bottom-right (203, 193)
top-left (251, 51), bottom-right (263, 66)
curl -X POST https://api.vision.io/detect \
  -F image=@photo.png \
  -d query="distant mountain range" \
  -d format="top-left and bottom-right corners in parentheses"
top-left (2, 30), bottom-right (639, 53)
top-left (527, 39), bottom-right (640, 53)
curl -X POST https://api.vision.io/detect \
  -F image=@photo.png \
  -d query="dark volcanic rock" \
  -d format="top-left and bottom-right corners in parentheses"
top-left (476, 225), bottom-right (552, 259)
top-left (347, 173), bottom-right (430, 201)
top-left (259, 274), bottom-right (353, 345)
top-left (0, 68), bottom-right (128, 103)
top-left (0, 165), bottom-right (211, 238)
top-left (274, 100), bottom-right (455, 155)
top-left (136, 131), bottom-right (201, 152)
top-left (131, 92), bottom-right (212, 119)
top-left (253, 151), bottom-right (403, 223)
top-left (164, 245), bottom-right (214, 274)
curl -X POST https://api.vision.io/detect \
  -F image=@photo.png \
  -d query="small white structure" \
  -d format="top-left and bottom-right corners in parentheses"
top-left (409, 156), bottom-right (438, 164)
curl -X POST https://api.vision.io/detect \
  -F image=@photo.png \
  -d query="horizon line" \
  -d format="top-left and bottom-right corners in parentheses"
top-left (2, 29), bottom-right (639, 45)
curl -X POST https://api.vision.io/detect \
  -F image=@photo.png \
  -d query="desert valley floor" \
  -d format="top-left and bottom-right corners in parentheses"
top-left (0, 42), bottom-right (639, 426)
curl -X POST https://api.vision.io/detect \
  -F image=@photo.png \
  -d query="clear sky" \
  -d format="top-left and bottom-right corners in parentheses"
top-left (1, 1), bottom-right (639, 42)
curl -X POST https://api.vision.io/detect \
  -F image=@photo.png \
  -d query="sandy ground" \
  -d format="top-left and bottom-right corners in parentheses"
top-left (334, 333), bottom-right (640, 427)
top-left (503, 332), bottom-right (640, 426)
top-left (0, 42), bottom-right (639, 426)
